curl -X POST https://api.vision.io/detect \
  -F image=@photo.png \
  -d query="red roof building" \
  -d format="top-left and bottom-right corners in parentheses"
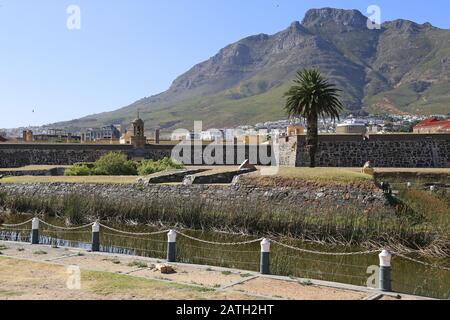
top-left (413, 118), bottom-right (450, 134)
top-left (0, 135), bottom-right (7, 142)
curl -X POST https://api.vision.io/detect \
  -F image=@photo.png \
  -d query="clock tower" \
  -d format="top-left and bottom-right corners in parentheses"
top-left (130, 111), bottom-right (146, 148)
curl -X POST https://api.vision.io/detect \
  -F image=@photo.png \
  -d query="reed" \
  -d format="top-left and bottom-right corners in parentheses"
top-left (1, 191), bottom-right (448, 251)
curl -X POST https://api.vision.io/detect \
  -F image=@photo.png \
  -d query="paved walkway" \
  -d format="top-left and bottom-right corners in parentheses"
top-left (0, 240), bottom-right (430, 300)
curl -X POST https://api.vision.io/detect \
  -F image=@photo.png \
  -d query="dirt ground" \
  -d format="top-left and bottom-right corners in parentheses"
top-left (0, 241), bottom-right (428, 300)
top-left (231, 277), bottom-right (366, 300)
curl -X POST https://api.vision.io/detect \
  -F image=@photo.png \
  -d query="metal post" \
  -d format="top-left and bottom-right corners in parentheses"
top-left (92, 222), bottom-right (100, 252)
top-left (260, 238), bottom-right (270, 275)
top-left (167, 230), bottom-right (176, 263)
top-left (31, 218), bottom-right (39, 245)
top-left (379, 250), bottom-right (392, 292)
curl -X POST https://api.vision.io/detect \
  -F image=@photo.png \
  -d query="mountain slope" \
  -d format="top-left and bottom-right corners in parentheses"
top-left (52, 8), bottom-right (450, 131)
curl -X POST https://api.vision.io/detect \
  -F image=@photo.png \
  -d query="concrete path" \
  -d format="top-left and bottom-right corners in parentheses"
top-left (0, 240), bottom-right (431, 300)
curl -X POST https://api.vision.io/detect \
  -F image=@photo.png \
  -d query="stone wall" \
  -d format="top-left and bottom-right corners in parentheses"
top-left (0, 144), bottom-right (172, 168)
top-left (3, 134), bottom-right (447, 169)
top-left (0, 181), bottom-right (390, 212)
top-left (279, 134), bottom-right (450, 168)
top-left (0, 167), bottom-right (66, 177)
top-left (0, 143), bottom-right (273, 168)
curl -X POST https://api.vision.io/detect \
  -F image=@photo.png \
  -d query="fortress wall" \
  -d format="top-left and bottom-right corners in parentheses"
top-left (1, 134), bottom-right (448, 169)
top-left (287, 134), bottom-right (450, 168)
top-left (0, 143), bottom-right (273, 168)
top-left (0, 144), bottom-right (172, 168)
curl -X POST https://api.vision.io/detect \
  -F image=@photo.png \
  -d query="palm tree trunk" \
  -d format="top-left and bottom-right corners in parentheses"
top-left (306, 114), bottom-right (319, 168)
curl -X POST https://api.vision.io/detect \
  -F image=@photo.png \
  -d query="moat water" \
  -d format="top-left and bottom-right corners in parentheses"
top-left (1, 215), bottom-right (449, 299)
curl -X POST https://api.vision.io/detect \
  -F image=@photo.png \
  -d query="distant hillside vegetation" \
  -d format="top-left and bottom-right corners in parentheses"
top-left (50, 7), bottom-right (450, 131)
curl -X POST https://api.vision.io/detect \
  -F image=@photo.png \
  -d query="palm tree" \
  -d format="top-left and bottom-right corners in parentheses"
top-left (284, 69), bottom-right (343, 168)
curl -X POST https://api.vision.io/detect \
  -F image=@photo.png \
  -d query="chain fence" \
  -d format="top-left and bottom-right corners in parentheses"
top-left (0, 218), bottom-right (449, 299)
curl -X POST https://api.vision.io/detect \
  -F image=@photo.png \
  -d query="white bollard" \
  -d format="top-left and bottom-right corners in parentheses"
top-left (31, 218), bottom-right (39, 245)
top-left (260, 239), bottom-right (271, 275)
top-left (91, 222), bottom-right (100, 252)
top-left (167, 230), bottom-right (177, 263)
top-left (379, 250), bottom-right (392, 292)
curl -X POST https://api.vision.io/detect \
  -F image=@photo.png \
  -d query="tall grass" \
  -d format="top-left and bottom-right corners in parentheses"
top-left (398, 188), bottom-right (450, 236)
top-left (0, 191), bottom-right (447, 250)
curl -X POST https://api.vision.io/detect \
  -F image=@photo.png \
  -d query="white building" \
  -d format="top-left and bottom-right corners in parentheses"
top-left (336, 119), bottom-right (367, 134)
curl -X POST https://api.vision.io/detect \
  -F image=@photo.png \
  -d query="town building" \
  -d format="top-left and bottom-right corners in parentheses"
top-left (170, 131), bottom-right (189, 141)
top-left (242, 135), bottom-right (261, 145)
top-left (336, 119), bottom-right (367, 134)
top-left (22, 130), bottom-right (33, 142)
top-left (413, 118), bottom-right (450, 133)
top-left (29, 129), bottom-right (81, 143)
top-left (287, 125), bottom-right (305, 136)
top-left (186, 132), bottom-right (202, 141)
top-left (200, 130), bottom-right (225, 142)
top-left (81, 125), bottom-right (121, 143)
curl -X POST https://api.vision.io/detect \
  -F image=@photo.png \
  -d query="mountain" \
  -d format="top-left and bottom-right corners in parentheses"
top-left (52, 7), bottom-right (450, 131)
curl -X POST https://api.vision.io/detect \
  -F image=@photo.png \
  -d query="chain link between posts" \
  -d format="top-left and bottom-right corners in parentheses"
top-left (2, 219), bottom-right (450, 271)
top-left (271, 239), bottom-right (380, 256)
top-left (99, 223), bottom-right (169, 236)
top-left (393, 252), bottom-right (450, 272)
top-left (39, 220), bottom-right (94, 230)
top-left (2, 219), bottom-right (34, 228)
top-left (176, 231), bottom-right (264, 246)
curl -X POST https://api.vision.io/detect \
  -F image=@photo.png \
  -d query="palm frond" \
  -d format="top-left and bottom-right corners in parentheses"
top-left (284, 69), bottom-right (343, 121)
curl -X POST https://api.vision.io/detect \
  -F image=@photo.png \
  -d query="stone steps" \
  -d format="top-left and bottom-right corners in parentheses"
top-left (183, 168), bottom-right (256, 185)
top-left (137, 169), bottom-right (208, 184)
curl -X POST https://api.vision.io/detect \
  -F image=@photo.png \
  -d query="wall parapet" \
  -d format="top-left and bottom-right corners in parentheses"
top-left (0, 143), bottom-right (273, 168)
top-left (278, 134), bottom-right (450, 168)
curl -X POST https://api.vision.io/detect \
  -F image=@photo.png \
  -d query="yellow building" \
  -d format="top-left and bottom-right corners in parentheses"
top-left (120, 132), bottom-right (132, 145)
top-left (287, 125), bottom-right (305, 136)
top-left (242, 135), bottom-right (260, 145)
top-left (22, 130), bottom-right (33, 142)
top-left (120, 115), bottom-right (147, 148)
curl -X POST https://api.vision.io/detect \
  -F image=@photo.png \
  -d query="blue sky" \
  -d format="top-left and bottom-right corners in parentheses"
top-left (1, 0), bottom-right (449, 128)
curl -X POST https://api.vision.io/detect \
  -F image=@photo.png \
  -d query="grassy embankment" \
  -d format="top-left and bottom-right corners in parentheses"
top-left (242, 167), bottom-right (372, 186)
top-left (0, 165), bottom-right (70, 172)
top-left (0, 167), bottom-right (370, 184)
top-left (0, 175), bottom-right (137, 184)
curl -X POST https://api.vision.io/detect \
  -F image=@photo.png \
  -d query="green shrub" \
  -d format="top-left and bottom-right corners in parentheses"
top-left (64, 154), bottom-right (183, 177)
top-left (137, 157), bottom-right (184, 176)
top-left (93, 152), bottom-right (138, 176)
top-left (65, 164), bottom-right (93, 176)
top-left (65, 153), bottom-right (138, 176)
